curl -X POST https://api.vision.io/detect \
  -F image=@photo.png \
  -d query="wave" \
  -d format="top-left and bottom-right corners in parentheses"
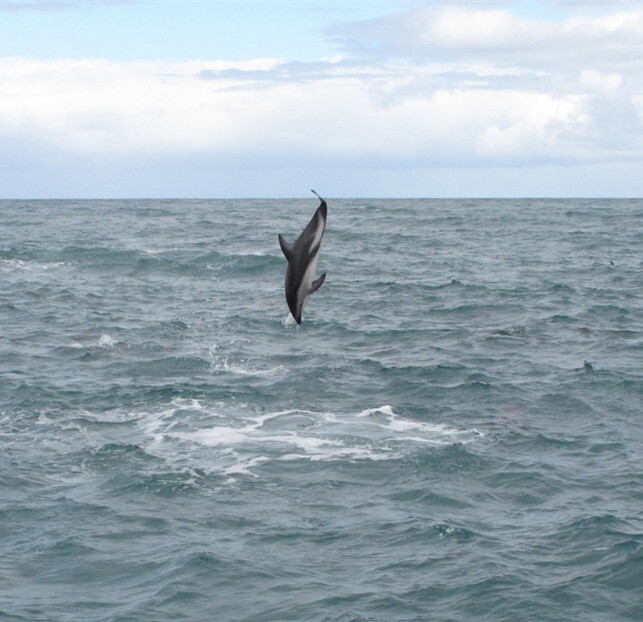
top-left (47, 244), bottom-right (283, 280)
top-left (209, 358), bottom-right (286, 378)
top-left (135, 401), bottom-right (483, 479)
top-left (1, 257), bottom-right (67, 273)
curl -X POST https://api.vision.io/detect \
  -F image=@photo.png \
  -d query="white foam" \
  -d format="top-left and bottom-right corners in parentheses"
top-left (227, 250), bottom-right (271, 257)
top-left (98, 334), bottom-right (116, 348)
top-left (355, 405), bottom-right (396, 418)
top-left (282, 314), bottom-right (297, 327)
top-left (223, 456), bottom-right (267, 477)
top-left (175, 427), bottom-right (249, 446)
top-left (1, 258), bottom-right (29, 271)
top-left (137, 403), bottom-right (483, 479)
top-left (210, 359), bottom-right (285, 378)
top-left (354, 405), bottom-right (480, 442)
top-left (208, 344), bottom-right (286, 378)
top-left (1, 258), bottom-right (66, 271)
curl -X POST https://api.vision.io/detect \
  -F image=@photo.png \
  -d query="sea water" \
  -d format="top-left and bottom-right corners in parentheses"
top-left (1, 198), bottom-right (641, 621)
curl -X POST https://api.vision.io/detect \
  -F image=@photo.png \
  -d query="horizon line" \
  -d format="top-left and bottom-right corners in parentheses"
top-left (1, 196), bottom-right (640, 201)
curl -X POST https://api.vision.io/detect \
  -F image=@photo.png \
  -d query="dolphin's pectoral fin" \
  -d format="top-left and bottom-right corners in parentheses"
top-left (309, 273), bottom-right (326, 294)
top-left (278, 234), bottom-right (294, 262)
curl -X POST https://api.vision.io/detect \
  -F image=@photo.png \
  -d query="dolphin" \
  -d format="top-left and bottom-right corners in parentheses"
top-left (278, 190), bottom-right (327, 325)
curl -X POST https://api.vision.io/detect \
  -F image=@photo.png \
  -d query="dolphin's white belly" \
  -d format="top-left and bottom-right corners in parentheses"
top-left (298, 249), bottom-right (320, 308)
top-left (310, 213), bottom-right (325, 249)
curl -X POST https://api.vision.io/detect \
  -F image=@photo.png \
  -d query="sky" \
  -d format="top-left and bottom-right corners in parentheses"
top-left (1, 0), bottom-right (642, 198)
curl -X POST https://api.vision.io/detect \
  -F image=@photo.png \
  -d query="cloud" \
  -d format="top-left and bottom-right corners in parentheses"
top-left (3, 54), bottom-right (639, 168)
top-left (334, 5), bottom-right (643, 69)
top-left (328, 4), bottom-right (643, 162)
top-left (1, 3), bottom-right (642, 197)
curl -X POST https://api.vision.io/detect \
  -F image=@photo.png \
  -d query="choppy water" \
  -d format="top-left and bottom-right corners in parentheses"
top-left (1, 198), bottom-right (642, 621)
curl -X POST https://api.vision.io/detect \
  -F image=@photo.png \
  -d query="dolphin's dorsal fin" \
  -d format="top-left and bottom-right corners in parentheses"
top-left (278, 234), bottom-right (294, 262)
top-left (309, 272), bottom-right (326, 294)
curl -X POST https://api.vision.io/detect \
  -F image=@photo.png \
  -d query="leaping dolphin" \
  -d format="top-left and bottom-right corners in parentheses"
top-left (278, 190), bottom-right (327, 325)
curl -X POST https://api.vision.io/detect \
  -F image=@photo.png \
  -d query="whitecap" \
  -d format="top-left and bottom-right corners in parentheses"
top-left (98, 334), bottom-right (117, 348)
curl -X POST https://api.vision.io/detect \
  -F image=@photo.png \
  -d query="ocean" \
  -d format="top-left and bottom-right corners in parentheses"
top-left (1, 198), bottom-right (641, 621)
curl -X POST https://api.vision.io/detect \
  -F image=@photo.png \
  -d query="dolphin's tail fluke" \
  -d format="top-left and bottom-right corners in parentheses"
top-left (311, 189), bottom-right (326, 208)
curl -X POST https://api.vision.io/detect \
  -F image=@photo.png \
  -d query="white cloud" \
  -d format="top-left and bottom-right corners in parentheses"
top-left (1, 3), bottom-right (642, 197)
top-left (0, 57), bottom-right (286, 154)
top-left (336, 5), bottom-right (643, 69)
top-left (2, 55), bottom-right (638, 167)
top-left (418, 6), bottom-right (548, 50)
